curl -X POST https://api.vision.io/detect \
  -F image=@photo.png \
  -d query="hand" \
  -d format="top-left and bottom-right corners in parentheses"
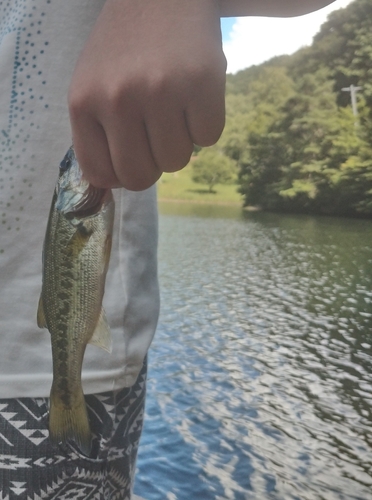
top-left (68, 0), bottom-right (226, 190)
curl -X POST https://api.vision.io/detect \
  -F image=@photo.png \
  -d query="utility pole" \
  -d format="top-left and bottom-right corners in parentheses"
top-left (341, 84), bottom-right (362, 116)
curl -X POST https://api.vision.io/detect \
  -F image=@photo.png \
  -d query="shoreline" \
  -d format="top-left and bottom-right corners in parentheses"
top-left (158, 198), bottom-right (242, 207)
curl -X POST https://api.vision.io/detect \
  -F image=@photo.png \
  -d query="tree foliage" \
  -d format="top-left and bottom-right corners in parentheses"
top-left (218, 0), bottom-right (372, 217)
top-left (192, 147), bottom-right (236, 192)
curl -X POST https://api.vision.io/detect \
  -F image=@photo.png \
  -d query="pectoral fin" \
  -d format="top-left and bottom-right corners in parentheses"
top-left (89, 308), bottom-right (112, 353)
top-left (37, 295), bottom-right (47, 329)
top-left (67, 225), bottom-right (92, 257)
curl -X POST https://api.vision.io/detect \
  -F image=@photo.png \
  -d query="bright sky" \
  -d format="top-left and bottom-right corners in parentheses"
top-left (221, 0), bottom-right (355, 74)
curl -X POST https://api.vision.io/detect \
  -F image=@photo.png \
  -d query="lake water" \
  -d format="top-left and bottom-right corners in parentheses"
top-left (134, 202), bottom-right (372, 500)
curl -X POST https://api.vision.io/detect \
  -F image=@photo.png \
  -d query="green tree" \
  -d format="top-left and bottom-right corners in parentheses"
top-left (228, 0), bottom-right (372, 217)
top-left (239, 70), bottom-right (372, 216)
top-left (219, 66), bottom-right (294, 169)
top-left (192, 147), bottom-right (237, 193)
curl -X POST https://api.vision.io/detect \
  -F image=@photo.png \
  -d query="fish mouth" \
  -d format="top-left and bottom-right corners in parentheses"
top-left (56, 147), bottom-right (109, 218)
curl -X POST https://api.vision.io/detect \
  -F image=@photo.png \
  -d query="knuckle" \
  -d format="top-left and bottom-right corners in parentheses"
top-left (75, 79), bottom-right (136, 115)
top-left (197, 122), bottom-right (225, 147)
top-left (102, 72), bottom-right (170, 111)
top-left (147, 71), bottom-right (170, 100)
top-left (84, 171), bottom-right (115, 189)
top-left (107, 81), bottom-right (133, 109)
top-left (161, 146), bottom-right (193, 174)
top-left (115, 156), bottom-right (161, 191)
top-left (68, 89), bottom-right (86, 117)
top-left (188, 52), bottom-right (227, 87)
top-left (192, 108), bottom-right (225, 147)
top-left (68, 85), bottom-right (99, 120)
top-left (77, 156), bottom-right (119, 189)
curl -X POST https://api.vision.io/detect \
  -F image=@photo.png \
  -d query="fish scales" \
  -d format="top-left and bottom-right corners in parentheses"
top-left (38, 147), bottom-right (114, 455)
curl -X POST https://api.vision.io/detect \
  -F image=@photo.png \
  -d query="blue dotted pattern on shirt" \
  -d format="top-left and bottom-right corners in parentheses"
top-left (0, 0), bottom-right (52, 254)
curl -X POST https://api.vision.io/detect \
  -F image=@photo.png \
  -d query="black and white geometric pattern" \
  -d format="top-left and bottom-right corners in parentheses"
top-left (0, 359), bottom-right (147, 500)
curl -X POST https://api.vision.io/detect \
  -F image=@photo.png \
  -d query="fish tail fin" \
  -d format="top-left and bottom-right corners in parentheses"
top-left (49, 386), bottom-right (91, 456)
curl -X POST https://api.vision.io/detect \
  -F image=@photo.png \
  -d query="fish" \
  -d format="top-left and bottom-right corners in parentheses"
top-left (37, 146), bottom-right (115, 455)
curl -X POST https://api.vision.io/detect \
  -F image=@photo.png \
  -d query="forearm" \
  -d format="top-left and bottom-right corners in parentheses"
top-left (219, 0), bottom-right (337, 18)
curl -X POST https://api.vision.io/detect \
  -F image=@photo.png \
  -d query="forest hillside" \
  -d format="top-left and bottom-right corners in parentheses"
top-left (205, 0), bottom-right (372, 217)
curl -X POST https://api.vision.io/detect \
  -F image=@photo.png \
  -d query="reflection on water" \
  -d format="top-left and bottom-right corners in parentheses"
top-left (135, 202), bottom-right (372, 500)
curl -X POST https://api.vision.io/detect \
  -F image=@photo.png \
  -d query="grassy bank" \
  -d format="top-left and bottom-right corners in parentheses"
top-left (157, 163), bottom-right (242, 205)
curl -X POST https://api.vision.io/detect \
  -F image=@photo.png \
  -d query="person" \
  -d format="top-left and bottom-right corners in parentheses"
top-left (0, 0), bottom-right (336, 498)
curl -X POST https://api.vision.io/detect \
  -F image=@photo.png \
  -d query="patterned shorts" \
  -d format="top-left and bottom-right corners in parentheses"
top-left (0, 359), bottom-right (147, 500)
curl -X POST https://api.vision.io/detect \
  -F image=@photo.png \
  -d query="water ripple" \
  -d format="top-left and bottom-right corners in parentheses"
top-left (135, 207), bottom-right (372, 500)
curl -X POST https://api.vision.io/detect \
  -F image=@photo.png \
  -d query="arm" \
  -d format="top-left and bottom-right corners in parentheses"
top-left (69, 0), bottom-right (336, 191)
top-left (219, 0), bottom-right (337, 18)
top-left (69, 0), bottom-right (226, 191)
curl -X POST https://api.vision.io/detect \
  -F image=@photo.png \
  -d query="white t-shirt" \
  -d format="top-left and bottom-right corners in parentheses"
top-left (0, 0), bottom-right (159, 398)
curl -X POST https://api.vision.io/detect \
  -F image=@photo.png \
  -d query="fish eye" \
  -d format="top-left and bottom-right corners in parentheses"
top-left (59, 148), bottom-right (74, 172)
top-left (59, 157), bottom-right (71, 172)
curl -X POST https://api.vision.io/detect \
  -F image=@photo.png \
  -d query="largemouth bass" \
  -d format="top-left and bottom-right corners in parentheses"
top-left (37, 147), bottom-right (115, 455)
